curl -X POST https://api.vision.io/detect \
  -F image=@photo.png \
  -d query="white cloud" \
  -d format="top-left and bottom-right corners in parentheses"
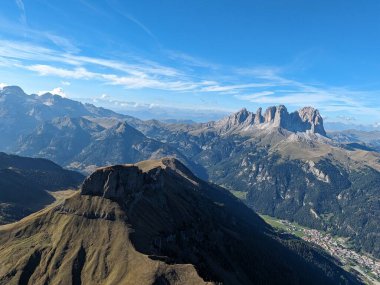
top-left (37, 87), bottom-right (67, 97)
top-left (101, 74), bottom-right (198, 91)
top-left (0, 83), bottom-right (8, 90)
top-left (25, 63), bottom-right (198, 91)
top-left (27, 65), bottom-right (96, 79)
top-left (61, 81), bottom-right (71, 86)
top-left (43, 33), bottom-right (80, 54)
top-left (201, 83), bottom-right (274, 92)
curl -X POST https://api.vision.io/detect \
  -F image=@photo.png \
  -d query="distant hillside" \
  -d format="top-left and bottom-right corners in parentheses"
top-left (328, 129), bottom-right (380, 152)
top-left (325, 121), bottom-right (380, 132)
top-left (16, 117), bottom-right (206, 177)
top-left (0, 158), bottom-right (361, 285)
top-left (0, 152), bottom-right (84, 224)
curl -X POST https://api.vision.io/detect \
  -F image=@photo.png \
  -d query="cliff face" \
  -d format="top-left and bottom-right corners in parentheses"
top-left (297, 107), bottom-right (326, 135)
top-left (217, 105), bottom-right (326, 136)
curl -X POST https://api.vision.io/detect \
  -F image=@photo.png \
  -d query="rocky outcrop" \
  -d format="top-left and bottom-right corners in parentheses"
top-left (81, 165), bottom-right (164, 200)
top-left (297, 107), bottom-right (326, 136)
top-left (80, 158), bottom-right (197, 201)
top-left (254, 107), bottom-right (264, 124)
top-left (216, 105), bottom-right (326, 136)
top-left (216, 108), bottom-right (254, 133)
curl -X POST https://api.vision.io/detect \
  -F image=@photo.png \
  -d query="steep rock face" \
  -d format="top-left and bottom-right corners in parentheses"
top-left (273, 105), bottom-right (289, 128)
top-left (264, 106), bottom-right (277, 123)
top-left (296, 107), bottom-right (326, 136)
top-left (254, 107), bottom-right (264, 124)
top-left (215, 108), bottom-right (254, 134)
top-left (214, 105), bottom-right (326, 136)
top-left (0, 158), bottom-right (361, 285)
top-left (81, 165), bottom-right (156, 199)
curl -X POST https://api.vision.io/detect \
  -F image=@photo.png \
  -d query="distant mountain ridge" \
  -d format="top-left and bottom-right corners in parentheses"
top-left (0, 86), bottom-right (129, 150)
top-left (328, 129), bottom-right (380, 152)
top-left (16, 116), bottom-right (206, 177)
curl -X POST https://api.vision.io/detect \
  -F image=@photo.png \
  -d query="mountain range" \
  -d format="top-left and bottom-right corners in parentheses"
top-left (0, 158), bottom-right (361, 284)
top-left (0, 86), bottom-right (127, 151)
top-left (0, 86), bottom-right (379, 261)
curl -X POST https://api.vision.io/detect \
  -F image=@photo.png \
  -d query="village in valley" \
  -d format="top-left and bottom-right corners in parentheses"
top-left (261, 215), bottom-right (380, 285)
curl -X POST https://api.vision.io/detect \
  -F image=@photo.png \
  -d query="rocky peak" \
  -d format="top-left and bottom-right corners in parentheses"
top-left (297, 107), bottom-right (326, 136)
top-left (112, 121), bottom-right (144, 137)
top-left (218, 105), bottom-right (326, 136)
top-left (215, 108), bottom-right (255, 133)
top-left (224, 108), bottom-right (253, 125)
top-left (80, 158), bottom-right (196, 201)
top-left (273, 105), bottom-right (289, 127)
top-left (263, 106), bottom-right (277, 123)
top-left (0, 86), bottom-right (25, 96)
top-left (254, 107), bottom-right (264, 124)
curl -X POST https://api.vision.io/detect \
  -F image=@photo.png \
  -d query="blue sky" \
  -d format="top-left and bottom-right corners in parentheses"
top-left (0, 0), bottom-right (380, 123)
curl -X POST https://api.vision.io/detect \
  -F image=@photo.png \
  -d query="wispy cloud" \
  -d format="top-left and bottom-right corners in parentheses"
top-left (121, 13), bottom-right (156, 40)
top-left (24, 63), bottom-right (198, 91)
top-left (60, 81), bottom-right (71, 86)
top-left (107, 3), bottom-right (157, 41)
top-left (15, 0), bottom-right (27, 25)
top-left (0, 39), bottom-right (200, 91)
top-left (165, 50), bottom-right (220, 69)
top-left (0, 37), bottom-right (379, 122)
top-left (27, 65), bottom-right (96, 79)
top-left (201, 83), bottom-right (275, 92)
top-left (0, 15), bottom-right (79, 54)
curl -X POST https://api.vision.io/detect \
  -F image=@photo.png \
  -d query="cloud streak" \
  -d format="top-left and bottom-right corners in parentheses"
top-left (0, 38), bottom-right (379, 122)
top-left (15, 0), bottom-right (27, 25)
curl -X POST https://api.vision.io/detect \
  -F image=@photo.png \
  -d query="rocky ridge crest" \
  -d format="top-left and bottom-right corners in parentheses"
top-left (216, 105), bottom-right (326, 136)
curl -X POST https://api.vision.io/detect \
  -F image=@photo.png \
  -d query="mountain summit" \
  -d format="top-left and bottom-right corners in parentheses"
top-left (0, 158), bottom-right (360, 285)
top-left (216, 105), bottom-right (326, 136)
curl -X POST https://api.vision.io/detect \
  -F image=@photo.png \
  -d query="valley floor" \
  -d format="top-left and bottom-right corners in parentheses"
top-left (260, 214), bottom-right (380, 285)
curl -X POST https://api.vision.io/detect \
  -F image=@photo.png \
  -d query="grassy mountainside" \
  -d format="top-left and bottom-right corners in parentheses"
top-left (0, 158), bottom-right (361, 285)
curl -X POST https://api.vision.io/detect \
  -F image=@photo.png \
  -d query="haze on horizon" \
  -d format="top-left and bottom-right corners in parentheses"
top-left (0, 0), bottom-right (379, 125)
